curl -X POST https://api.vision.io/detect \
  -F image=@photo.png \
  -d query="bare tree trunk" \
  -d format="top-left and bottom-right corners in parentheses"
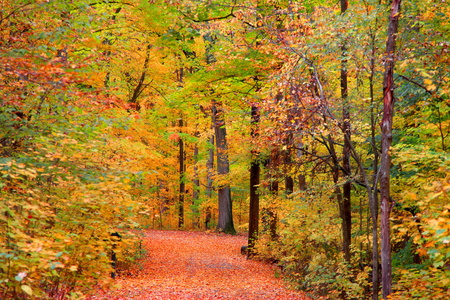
top-left (178, 118), bottom-right (185, 228)
top-left (284, 135), bottom-right (294, 196)
top-left (380, 0), bottom-right (402, 297)
top-left (212, 100), bottom-right (235, 234)
top-left (296, 144), bottom-right (307, 191)
top-left (248, 104), bottom-right (260, 253)
top-left (203, 33), bottom-right (216, 230)
top-left (284, 153), bottom-right (294, 196)
top-left (328, 133), bottom-right (351, 261)
top-left (192, 130), bottom-right (200, 228)
top-left (370, 27), bottom-right (380, 300)
top-left (340, 0), bottom-right (352, 263)
top-left (268, 150), bottom-right (279, 241)
top-left (205, 135), bottom-right (214, 230)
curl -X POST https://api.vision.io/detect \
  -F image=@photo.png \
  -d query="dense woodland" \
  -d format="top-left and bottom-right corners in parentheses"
top-left (0, 0), bottom-right (449, 299)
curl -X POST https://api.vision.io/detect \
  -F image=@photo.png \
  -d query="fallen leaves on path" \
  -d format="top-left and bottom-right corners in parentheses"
top-left (90, 230), bottom-right (310, 299)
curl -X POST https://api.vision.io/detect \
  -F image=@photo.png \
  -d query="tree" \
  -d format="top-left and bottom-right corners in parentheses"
top-left (380, 0), bottom-right (402, 297)
top-left (212, 100), bottom-right (236, 234)
top-left (248, 103), bottom-right (261, 253)
top-left (340, 0), bottom-right (352, 264)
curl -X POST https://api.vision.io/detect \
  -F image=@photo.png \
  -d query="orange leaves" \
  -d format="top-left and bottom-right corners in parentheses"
top-left (91, 230), bottom-right (309, 300)
top-left (168, 133), bottom-right (181, 142)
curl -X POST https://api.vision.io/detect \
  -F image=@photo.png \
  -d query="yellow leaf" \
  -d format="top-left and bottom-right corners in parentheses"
top-left (21, 285), bottom-right (33, 296)
top-left (424, 79), bottom-right (433, 86)
top-left (69, 265), bottom-right (78, 271)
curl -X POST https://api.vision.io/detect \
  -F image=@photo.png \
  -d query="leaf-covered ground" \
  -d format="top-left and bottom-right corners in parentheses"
top-left (90, 230), bottom-right (310, 299)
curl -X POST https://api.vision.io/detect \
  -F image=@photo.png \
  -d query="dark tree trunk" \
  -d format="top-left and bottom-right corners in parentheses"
top-left (248, 104), bottom-right (260, 253)
top-left (268, 150), bottom-right (279, 241)
top-left (285, 175), bottom-right (294, 195)
top-left (205, 135), bottom-right (214, 230)
top-left (298, 174), bottom-right (306, 191)
top-left (269, 180), bottom-right (278, 241)
top-left (212, 101), bottom-right (235, 234)
top-left (192, 131), bottom-right (200, 228)
top-left (296, 144), bottom-right (307, 191)
top-left (178, 118), bottom-right (185, 228)
top-left (284, 136), bottom-right (294, 196)
top-left (380, 0), bottom-right (402, 298)
top-left (327, 132), bottom-right (351, 261)
top-left (341, 0), bottom-right (352, 263)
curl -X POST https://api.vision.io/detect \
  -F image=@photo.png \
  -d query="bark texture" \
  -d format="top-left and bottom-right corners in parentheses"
top-left (212, 101), bottom-right (235, 234)
top-left (205, 135), bottom-right (214, 230)
top-left (178, 118), bottom-right (185, 228)
top-left (340, 0), bottom-right (352, 263)
top-left (248, 104), bottom-right (260, 253)
top-left (380, 0), bottom-right (402, 297)
top-left (192, 136), bottom-right (200, 228)
top-left (370, 27), bottom-right (380, 300)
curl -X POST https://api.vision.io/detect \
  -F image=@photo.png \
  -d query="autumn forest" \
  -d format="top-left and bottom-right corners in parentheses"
top-left (1, 0), bottom-right (449, 299)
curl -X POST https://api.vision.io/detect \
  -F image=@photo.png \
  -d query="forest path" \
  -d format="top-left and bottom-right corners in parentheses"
top-left (92, 230), bottom-right (310, 299)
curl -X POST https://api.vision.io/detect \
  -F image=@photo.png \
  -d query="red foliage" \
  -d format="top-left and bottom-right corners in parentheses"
top-left (90, 230), bottom-right (310, 299)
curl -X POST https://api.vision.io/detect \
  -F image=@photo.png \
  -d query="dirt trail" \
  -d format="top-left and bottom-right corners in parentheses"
top-left (91, 230), bottom-right (310, 299)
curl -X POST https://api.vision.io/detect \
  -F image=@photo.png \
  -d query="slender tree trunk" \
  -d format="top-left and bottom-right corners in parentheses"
top-left (296, 144), bottom-right (307, 191)
top-left (192, 130), bottom-right (200, 228)
top-left (370, 29), bottom-right (380, 300)
top-left (284, 135), bottom-right (294, 196)
top-left (205, 135), bottom-right (214, 230)
top-left (248, 104), bottom-right (260, 253)
top-left (327, 132), bottom-right (351, 261)
top-left (203, 33), bottom-right (216, 230)
top-left (380, 0), bottom-right (402, 297)
top-left (178, 118), bottom-right (185, 228)
top-left (284, 155), bottom-right (294, 196)
top-left (340, 0), bottom-right (352, 263)
top-left (212, 100), bottom-right (235, 234)
top-left (268, 150), bottom-right (279, 241)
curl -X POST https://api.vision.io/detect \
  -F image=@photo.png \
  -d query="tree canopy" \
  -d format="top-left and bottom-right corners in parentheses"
top-left (1, 0), bottom-right (449, 299)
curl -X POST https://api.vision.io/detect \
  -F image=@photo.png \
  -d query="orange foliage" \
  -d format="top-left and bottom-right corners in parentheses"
top-left (89, 230), bottom-right (310, 300)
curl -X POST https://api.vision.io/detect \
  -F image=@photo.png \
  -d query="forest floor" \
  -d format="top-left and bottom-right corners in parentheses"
top-left (90, 230), bottom-right (311, 299)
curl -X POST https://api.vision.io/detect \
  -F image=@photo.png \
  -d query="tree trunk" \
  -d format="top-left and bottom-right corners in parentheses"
top-left (248, 104), bottom-right (260, 253)
top-left (205, 135), bottom-right (214, 230)
top-left (268, 150), bottom-right (279, 241)
top-left (192, 131), bottom-right (200, 228)
top-left (380, 0), bottom-right (401, 297)
top-left (328, 133), bottom-right (351, 261)
top-left (296, 144), bottom-right (307, 191)
top-left (203, 33), bottom-right (216, 230)
top-left (178, 118), bottom-right (185, 228)
top-left (212, 100), bottom-right (236, 234)
top-left (284, 136), bottom-right (294, 196)
top-left (370, 27), bottom-right (380, 300)
top-left (340, 0), bottom-right (352, 263)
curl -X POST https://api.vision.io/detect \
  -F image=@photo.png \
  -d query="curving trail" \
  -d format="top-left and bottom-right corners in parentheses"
top-left (91, 230), bottom-right (310, 300)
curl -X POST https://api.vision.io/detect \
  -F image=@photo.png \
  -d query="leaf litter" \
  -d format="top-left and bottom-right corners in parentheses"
top-left (90, 230), bottom-right (310, 299)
